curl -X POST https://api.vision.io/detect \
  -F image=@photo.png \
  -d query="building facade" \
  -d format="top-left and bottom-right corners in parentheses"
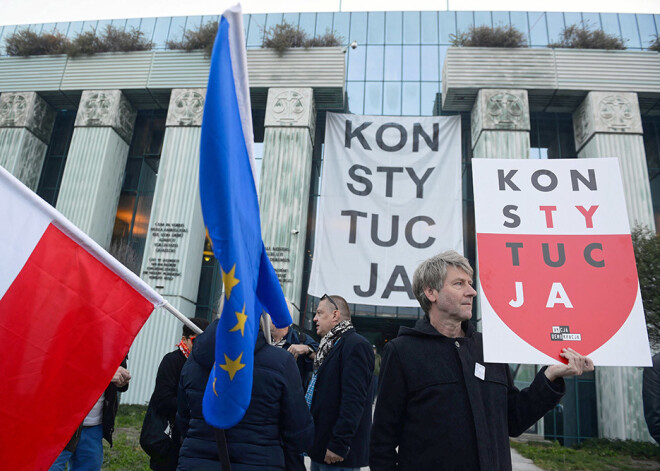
top-left (1, 9), bottom-right (658, 445)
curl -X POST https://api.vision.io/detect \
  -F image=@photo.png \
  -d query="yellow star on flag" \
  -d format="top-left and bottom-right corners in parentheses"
top-left (221, 264), bottom-right (240, 299)
top-left (229, 304), bottom-right (248, 336)
top-left (219, 352), bottom-right (246, 381)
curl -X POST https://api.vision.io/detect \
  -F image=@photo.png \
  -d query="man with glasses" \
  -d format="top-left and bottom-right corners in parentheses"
top-left (306, 294), bottom-right (374, 471)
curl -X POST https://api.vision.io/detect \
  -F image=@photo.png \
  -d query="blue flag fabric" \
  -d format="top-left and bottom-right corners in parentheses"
top-left (199, 4), bottom-right (292, 429)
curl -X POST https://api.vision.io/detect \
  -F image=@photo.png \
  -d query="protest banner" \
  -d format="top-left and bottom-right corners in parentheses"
top-left (473, 157), bottom-right (652, 366)
top-left (308, 113), bottom-right (462, 306)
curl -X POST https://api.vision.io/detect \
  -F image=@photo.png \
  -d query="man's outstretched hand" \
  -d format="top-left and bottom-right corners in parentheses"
top-left (545, 348), bottom-right (594, 382)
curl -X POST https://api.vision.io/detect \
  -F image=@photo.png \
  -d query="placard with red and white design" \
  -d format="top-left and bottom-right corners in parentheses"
top-left (472, 158), bottom-right (652, 366)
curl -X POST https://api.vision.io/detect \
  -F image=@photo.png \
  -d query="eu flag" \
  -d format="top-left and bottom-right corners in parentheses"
top-left (199, 4), bottom-right (292, 429)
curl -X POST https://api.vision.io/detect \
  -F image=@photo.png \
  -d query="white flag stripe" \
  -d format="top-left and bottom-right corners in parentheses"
top-left (0, 165), bottom-right (164, 307)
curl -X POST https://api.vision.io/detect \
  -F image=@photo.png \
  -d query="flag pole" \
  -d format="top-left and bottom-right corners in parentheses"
top-left (162, 301), bottom-right (204, 335)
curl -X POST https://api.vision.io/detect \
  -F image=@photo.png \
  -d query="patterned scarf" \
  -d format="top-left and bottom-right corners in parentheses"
top-left (177, 340), bottom-right (192, 358)
top-left (313, 320), bottom-right (354, 373)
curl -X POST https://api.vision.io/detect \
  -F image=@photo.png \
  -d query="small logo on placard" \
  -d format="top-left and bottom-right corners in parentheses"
top-left (550, 325), bottom-right (581, 341)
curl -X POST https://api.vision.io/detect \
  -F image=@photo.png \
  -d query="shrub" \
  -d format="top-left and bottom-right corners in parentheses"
top-left (631, 226), bottom-right (660, 349)
top-left (549, 24), bottom-right (625, 50)
top-left (450, 24), bottom-right (527, 48)
top-left (166, 21), bottom-right (218, 58)
top-left (5, 28), bottom-right (69, 56)
top-left (650, 35), bottom-right (660, 52)
top-left (67, 25), bottom-right (153, 56)
top-left (303, 30), bottom-right (343, 48)
top-left (262, 22), bottom-right (343, 56)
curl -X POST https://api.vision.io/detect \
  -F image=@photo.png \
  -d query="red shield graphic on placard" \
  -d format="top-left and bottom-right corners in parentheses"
top-left (477, 233), bottom-right (638, 362)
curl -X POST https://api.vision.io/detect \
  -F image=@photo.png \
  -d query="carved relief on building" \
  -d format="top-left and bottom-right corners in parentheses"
top-left (15, 138), bottom-right (47, 191)
top-left (265, 88), bottom-right (316, 137)
top-left (166, 89), bottom-right (206, 127)
top-left (75, 90), bottom-right (137, 143)
top-left (572, 91), bottom-right (642, 152)
top-left (471, 89), bottom-right (529, 147)
top-left (0, 92), bottom-right (56, 144)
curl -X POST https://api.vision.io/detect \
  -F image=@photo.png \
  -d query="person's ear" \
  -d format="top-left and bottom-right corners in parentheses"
top-left (424, 286), bottom-right (438, 303)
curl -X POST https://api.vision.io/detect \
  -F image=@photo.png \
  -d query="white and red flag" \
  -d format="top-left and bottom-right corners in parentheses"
top-left (0, 165), bottom-right (164, 470)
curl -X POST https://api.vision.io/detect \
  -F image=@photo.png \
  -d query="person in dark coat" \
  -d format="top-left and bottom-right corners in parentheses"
top-left (176, 318), bottom-right (314, 471)
top-left (370, 250), bottom-right (594, 471)
top-left (270, 318), bottom-right (319, 390)
top-left (643, 352), bottom-right (660, 445)
top-left (146, 317), bottom-right (210, 471)
top-left (306, 294), bottom-right (374, 470)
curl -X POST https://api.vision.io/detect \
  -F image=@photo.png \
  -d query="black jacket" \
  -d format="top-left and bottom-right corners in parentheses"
top-left (370, 317), bottom-right (565, 471)
top-left (281, 327), bottom-right (319, 390)
top-left (102, 356), bottom-right (129, 446)
top-left (176, 319), bottom-right (314, 471)
top-left (309, 328), bottom-right (374, 467)
top-left (643, 352), bottom-right (660, 445)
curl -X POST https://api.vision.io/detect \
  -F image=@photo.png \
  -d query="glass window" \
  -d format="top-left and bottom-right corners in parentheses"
top-left (600, 13), bottom-right (622, 40)
top-left (81, 20), bottom-right (98, 34)
top-left (265, 13), bottom-right (284, 32)
top-left (403, 11), bottom-right (420, 44)
top-left (37, 110), bottom-right (76, 206)
top-left (138, 18), bottom-right (156, 43)
top-left (168, 16), bottom-right (187, 43)
top-left (619, 14), bottom-right (641, 49)
top-left (528, 12), bottom-right (548, 46)
top-left (346, 82), bottom-right (365, 114)
top-left (402, 45), bottom-right (420, 81)
top-left (151, 17), bottom-right (172, 49)
top-left (636, 14), bottom-right (657, 48)
top-left (563, 12), bottom-right (582, 28)
top-left (125, 18), bottom-right (141, 32)
top-left (492, 11), bottom-right (509, 28)
top-left (438, 11), bottom-right (456, 44)
top-left (384, 45), bottom-right (402, 81)
top-left (510, 12), bottom-right (529, 45)
top-left (110, 19), bottom-right (126, 32)
top-left (365, 45), bottom-right (384, 80)
top-left (299, 13), bottom-right (316, 37)
top-left (385, 11), bottom-right (402, 44)
top-left (350, 12), bottom-right (368, 44)
top-left (96, 20), bottom-right (112, 34)
top-left (456, 11), bottom-right (474, 35)
top-left (546, 12), bottom-right (565, 45)
top-left (368, 11), bottom-right (385, 44)
top-left (421, 45), bottom-right (439, 81)
top-left (247, 14), bottom-right (266, 47)
top-left (581, 13), bottom-right (601, 30)
top-left (40, 23), bottom-right (57, 34)
top-left (402, 82), bottom-right (420, 116)
top-left (364, 82), bottom-right (383, 115)
top-left (282, 13), bottom-right (299, 27)
top-left (316, 12), bottom-right (333, 37)
top-left (347, 45), bottom-right (366, 80)
top-left (183, 16), bottom-right (203, 37)
top-left (474, 11), bottom-right (492, 28)
top-left (383, 82), bottom-right (402, 116)
top-left (421, 11), bottom-right (438, 44)
top-left (421, 82), bottom-right (439, 116)
top-left (333, 13), bottom-right (351, 46)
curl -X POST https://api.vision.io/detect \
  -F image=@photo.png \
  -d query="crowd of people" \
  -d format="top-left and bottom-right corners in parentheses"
top-left (55, 250), bottom-right (623, 471)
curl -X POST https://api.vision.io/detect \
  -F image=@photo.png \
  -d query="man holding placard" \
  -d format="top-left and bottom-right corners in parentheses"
top-left (370, 251), bottom-right (594, 471)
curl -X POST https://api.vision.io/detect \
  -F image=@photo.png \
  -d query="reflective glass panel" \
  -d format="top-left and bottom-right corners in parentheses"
top-left (350, 12), bottom-right (368, 44)
top-left (402, 82), bottom-right (420, 116)
top-left (564, 12), bottom-right (582, 28)
top-left (528, 12), bottom-right (548, 46)
top-left (421, 11), bottom-right (438, 44)
top-left (333, 13), bottom-right (351, 46)
top-left (316, 12), bottom-right (334, 37)
top-left (403, 11), bottom-right (420, 44)
top-left (66, 21), bottom-right (83, 38)
top-left (110, 19), bottom-right (126, 32)
top-left (40, 23), bottom-right (57, 34)
top-left (265, 13), bottom-right (284, 31)
top-left (82, 20), bottom-right (98, 34)
top-left (168, 16), bottom-right (187, 43)
top-left (346, 82), bottom-right (365, 114)
top-left (402, 45), bottom-right (420, 81)
top-left (247, 14), bottom-right (266, 47)
top-left (151, 17), bottom-right (172, 48)
top-left (492, 11), bottom-right (509, 28)
top-left (366, 45), bottom-right (384, 80)
top-left (438, 11), bottom-right (456, 44)
top-left (139, 18), bottom-right (156, 42)
top-left (385, 11), bottom-right (402, 44)
top-left (347, 45), bottom-right (366, 80)
top-left (97, 20), bottom-right (112, 34)
top-left (582, 13), bottom-right (601, 30)
top-left (368, 12), bottom-right (385, 44)
top-left (600, 13), bottom-right (622, 40)
top-left (384, 45), bottom-right (402, 81)
top-left (282, 13), bottom-right (299, 27)
top-left (421, 45), bottom-right (439, 81)
top-left (475, 11), bottom-right (492, 28)
top-left (421, 82), bottom-right (439, 116)
top-left (546, 12), bottom-right (565, 45)
top-left (510, 12), bottom-right (529, 45)
top-left (365, 82), bottom-right (383, 115)
top-left (299, 13), bottom-right (316, 36)
top-left (456, 11), bottom-right (474, 35)
top-left (383, 82), bottom-right (401, 116)
top-left (636, 14), bottom-right (657, 48)
top-left (125, 18), bottom-right (141, 32)
top-left (620, 14), bottom-right (641, 49)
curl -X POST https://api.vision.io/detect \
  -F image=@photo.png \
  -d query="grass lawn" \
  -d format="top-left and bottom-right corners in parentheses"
top-left (511, 438), bottom-right (660, 470)
top-left (102, 404), bottom-right (150, 470)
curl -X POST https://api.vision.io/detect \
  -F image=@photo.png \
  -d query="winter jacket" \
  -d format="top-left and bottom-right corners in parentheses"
top-left (370, 317), bottom-right (565, 471)
top-left (176, 319), bottom-right (314, 471)
top-left (281, 327), bottom-right (319, 390)
top-left (643, 352), bottom-right (660, 445)
top-left (102, 356), bottom-right (129, 446)
top-left (308, 329), bottom-right (375, 468)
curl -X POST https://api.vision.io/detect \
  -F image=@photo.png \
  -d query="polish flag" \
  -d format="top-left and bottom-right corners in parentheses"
top-left (0, 165), bottom-right (163, 470)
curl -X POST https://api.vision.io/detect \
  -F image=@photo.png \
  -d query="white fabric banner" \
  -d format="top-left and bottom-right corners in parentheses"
top-left (308, 113), bottom-right (463, 307)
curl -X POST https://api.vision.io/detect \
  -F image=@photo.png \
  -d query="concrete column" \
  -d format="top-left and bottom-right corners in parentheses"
top-left (471, 89), bottom-right (530, 159)
top-left (573, 91), bottom-right (655, 442)
top-left (259, 88), bottom-right (316, 324)
top-left (0, 92), bottom-right (56, 190)
top-left (123, 89), bottom-right (207, 405)
top-left (56, 90), bottom-right (136, 249)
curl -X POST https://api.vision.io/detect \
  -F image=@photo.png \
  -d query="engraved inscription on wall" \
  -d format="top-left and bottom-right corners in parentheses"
top-left (142, 222), bottom-right (188, 281)
top-left (266, 245), bottom-right (292, 284)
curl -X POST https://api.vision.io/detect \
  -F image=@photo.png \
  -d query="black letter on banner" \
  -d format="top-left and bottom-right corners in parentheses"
top-left (405, 216), bottom-right (436, 249)
top-left (371, 214), bottom-right (399, 247)
top-left (345, 120), bottom-right (372, 150)
top-left (406, 167), bottom-right (435, 198)
top-left (503, 205), bottom-right (521, 228)
top-left (347, 165), bottom-right (373, 196)
top-left (498, 169), bottom-right (520, 191)
top-left (382, 266), bottom-right (414, 299)
top-left (532, 169), bottom-right (558, 192)
top-left (341, 210), bottom-right (367, 243)
top-left (584, 242), bottom-right (605, 267)
top-left (506, 242), bottom-right (524, 266)
top-left (377, 166), bottom-right (403, 197)
top-left (354, 263), bottom-right (377, 297)
top-left (376, 123), bottom-right (407, 152)
top-left (571, 169), bottom-right (597, 191)
top-left (542, 243), bottom-right (566, 267)
top-left (412, 123), bottom-right (439, 152)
